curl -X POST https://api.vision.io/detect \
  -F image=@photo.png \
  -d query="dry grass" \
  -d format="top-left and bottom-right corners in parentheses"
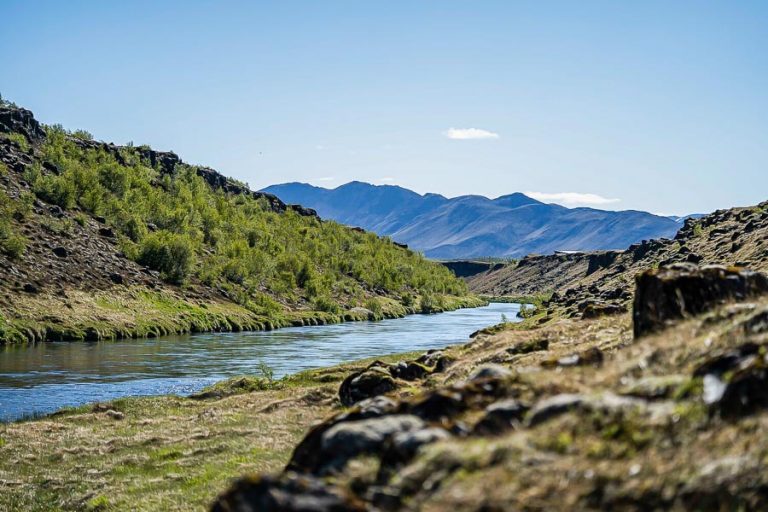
top-left (0, 350), bottom-right (426, 511)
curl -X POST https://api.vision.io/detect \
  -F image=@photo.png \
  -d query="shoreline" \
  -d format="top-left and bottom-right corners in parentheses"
top-left (0, 288), bottom-right (487, 345)
top-left (0, 299), bottom-right (507, 424)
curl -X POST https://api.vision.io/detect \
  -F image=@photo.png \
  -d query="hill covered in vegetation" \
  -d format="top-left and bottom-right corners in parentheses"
top-left (0, 101), bottom-right (480, 343)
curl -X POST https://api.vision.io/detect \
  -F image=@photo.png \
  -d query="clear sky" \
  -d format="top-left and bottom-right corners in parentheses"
top-left (2, 1), bottom-right (766, 215)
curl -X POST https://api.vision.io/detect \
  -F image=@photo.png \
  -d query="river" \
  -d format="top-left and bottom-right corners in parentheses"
top-left (0, 302), bottom-right (519, 422)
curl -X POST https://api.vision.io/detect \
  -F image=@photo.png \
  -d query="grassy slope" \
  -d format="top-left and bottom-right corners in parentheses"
top-left (0, 351), bottom-right (421, 511)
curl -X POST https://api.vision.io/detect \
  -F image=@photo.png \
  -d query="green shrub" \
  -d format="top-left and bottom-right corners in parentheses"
top-left (137, 231), bottom-right (195, 284)
top-left (313, 295), bottom-right (341, 314)
top-left (33, 173), bottom-right (77, 209)
top-left (2, 133), bottom-right (30, 152)
top-left (0, 230), bottom-right (27, 259)
top-left (364, 297), bottom-right (384, 316)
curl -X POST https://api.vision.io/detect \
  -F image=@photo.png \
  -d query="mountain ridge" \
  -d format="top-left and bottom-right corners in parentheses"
top-left (262, 181), bottom-right (683, 258)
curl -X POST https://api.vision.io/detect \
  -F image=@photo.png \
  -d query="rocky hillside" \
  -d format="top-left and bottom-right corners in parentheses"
top-left (262, 181), bottom-right (682, 258)
top-left (0, 103), bottom-right (479, 343)
top-left (211, 260), bottom-right (768, 510)
top-left (468, 200), bottom-right (768, 318)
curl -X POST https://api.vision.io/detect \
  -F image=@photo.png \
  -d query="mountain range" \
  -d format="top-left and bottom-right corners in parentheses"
top-left (261, 181), bottom-right (685, 258)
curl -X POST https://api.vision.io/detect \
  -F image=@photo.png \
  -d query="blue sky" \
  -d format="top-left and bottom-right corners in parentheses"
top-left (2, 1), bottom-right (766, 215)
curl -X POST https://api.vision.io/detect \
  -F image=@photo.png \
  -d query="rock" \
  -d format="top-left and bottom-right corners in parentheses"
top-left (468, 364), bottom-right (513, 381)
top-left (105, 410), bottom-right (124, 420)
top-left (355, 396), bottom-right (398, 417)
top-left (0, 106), bottom-right (46, 142)
top-left (98, 227), bottom-right (115, 238)
top-left (211, 473), bottom-right (366, 512)
top-left (339, 364), bottom-right (398, 406)
top-left (48, 205), bottom-right (65, 218)
top-left (415, 350), bottom-right (450, 370)
top-left (109, 273), bottom-right (124, 285)
top-left (619, 375), bottom-right (688, 400)
top-left (633, 264), bottom-right (768, 337)
top-left (52, 247), bottom-right (68, 258)
top-left (582, 302), bottom-right (626, 319)
top-left (526, 394), bottom-right (586, 427)
top-left (693, 342), bottom-right (760, 377)
top-left (386, 427), bottom-right (450, 461)
top-left (563, 347), bottom-right (603, 367)
top-left (705, 355), bottom-right (768, 418)
top-left (507, 337), bottom-right (549, 355)
top-left (525, 393), bottom-right (645, 427)
top-left (22, 283), bottom-right (39, 294)
top-left (320, 415), bottom-right (426, 472)
top-left (390, 361), bottom-right (430, 381)
top-left (473, 399), bottom-right (529, 434)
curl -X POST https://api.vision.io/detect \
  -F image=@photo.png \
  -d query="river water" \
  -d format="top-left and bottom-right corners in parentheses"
top-left (0, 302), bottom-right (519, 422)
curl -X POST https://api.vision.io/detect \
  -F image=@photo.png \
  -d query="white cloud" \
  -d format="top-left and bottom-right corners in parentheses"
top-left (317, 176), bottom-right (335, 182)
top-left (444, 127), bottom-right (499, 140)
top-left (524, 191), bottom-right (621, 207)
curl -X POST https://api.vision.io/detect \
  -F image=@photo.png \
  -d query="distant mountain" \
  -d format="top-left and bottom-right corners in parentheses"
top-left (262, 181), bottom-right (682, 258)
top-left (667, 213), bottom-right (707, 223)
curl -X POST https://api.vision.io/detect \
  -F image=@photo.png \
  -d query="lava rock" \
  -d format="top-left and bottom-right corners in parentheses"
top-left (473, 399), bottom-right (529, 434)
top-left (320, 415), bottom-right (426, 472)
top-left (0, 106), bottom-right (46, 142)
top-left (339, 364), bottom-right (398, 407)
top-left (211, 473), bottom-right (366, 512)
top-left (52, 247), bottom-right (68, 258)
top-left (468, 364), bottom-right (513, 381)
top-left (633, 264), bottom-right (768, 337)
top-left (582, 302), bottom-right (626, 319)
top-left (99, 227), bottom-right (116, 238)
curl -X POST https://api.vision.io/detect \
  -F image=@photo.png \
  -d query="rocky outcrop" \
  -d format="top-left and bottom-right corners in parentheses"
top-left (633, 264), bottom-right (768, 336)
top-left (0, 106), bottom-right (45, 142)
top-left (440, 260), bottom-right (503, 278)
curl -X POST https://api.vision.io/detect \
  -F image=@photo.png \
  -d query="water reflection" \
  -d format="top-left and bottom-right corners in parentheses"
top-left (0, 303), bottom-right (519, 421)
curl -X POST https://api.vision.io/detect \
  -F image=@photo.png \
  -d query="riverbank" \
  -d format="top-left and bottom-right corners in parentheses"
top-left (0, 302), bottom-right (514, 422)
top-left (0, 286), bottom-right (486, 344)
top-left (0, 353), bottom-right (402, 511)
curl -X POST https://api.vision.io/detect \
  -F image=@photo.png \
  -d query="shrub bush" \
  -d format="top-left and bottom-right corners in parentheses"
top-left (137, 231), bottom-right (194, 284)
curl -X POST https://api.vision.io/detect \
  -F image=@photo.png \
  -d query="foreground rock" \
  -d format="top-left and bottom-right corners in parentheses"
top-left (633, 263), bottom-right (768, 336)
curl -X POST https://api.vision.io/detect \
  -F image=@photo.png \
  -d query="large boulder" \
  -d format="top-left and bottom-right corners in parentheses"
top-left (633, 264), bottom-right (768, 337)
top-left (319, 415), bottom-right (426, 472)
